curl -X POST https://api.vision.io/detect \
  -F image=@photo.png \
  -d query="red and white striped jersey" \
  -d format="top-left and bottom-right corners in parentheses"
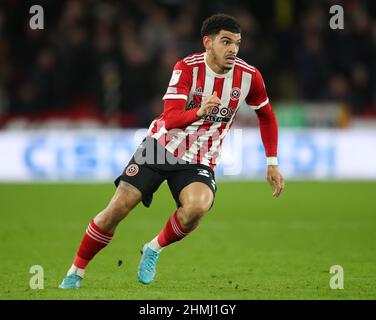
top-left (147, 52), bottom-right (270, 169)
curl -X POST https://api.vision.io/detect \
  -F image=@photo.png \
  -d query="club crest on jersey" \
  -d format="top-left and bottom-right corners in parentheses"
top-left (125, 164), bottom-right (139, 177)
top-left (230, 87), bottom-right (241, 101)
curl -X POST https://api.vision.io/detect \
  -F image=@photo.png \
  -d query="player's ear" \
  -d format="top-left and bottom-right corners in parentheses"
top-left (203, 36), bottom-right (212, 50)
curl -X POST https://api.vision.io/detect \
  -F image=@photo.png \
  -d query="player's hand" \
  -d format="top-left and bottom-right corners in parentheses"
top-left (266, 165), bottom-right (285, 198)
top-left (196, 91), bottom-right (221, 118)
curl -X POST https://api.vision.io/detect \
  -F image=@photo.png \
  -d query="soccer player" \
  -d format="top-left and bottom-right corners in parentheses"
top-left (59, 13), bottom-right (285, 288)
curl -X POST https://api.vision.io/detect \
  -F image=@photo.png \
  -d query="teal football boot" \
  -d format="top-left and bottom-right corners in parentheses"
top-left (137, 244), bottom-right (160, 285)
top-left (58, 272), bottom-right (83, 289)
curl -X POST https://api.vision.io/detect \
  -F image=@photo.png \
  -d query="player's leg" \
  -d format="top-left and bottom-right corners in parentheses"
top-left (172, 181), bottom-right (214, 230)
top-left (137, 172), bottom-right (215, 285)
top-left (94, 181), bottom-right (142, 233)
top-left (59, 148), bottom-right (165, 289)
top-left (69, 181), bottom-right (142, 271)
top-left (59, 181), bottom-right (142, 289)
top-left (152, 182), bottom-right (214, 249)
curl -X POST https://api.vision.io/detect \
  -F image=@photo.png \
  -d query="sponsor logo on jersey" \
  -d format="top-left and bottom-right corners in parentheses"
top-left (185, 100), bottom-right (197, 110)
top-left (125, 164), bottom-right (139, 177)
top-left (203, 106), bottom-right (235, 123)
top-left (220, 108), bottom-right (230, 116)
top-left (230, 87), bottom-right (241, 101)
top-left (166, 86), bottom-right (178, 94)
top-left (203, 115), bottom-right (231, 123)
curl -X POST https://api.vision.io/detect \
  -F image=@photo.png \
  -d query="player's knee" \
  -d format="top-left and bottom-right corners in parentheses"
top-left (181, 199), bottom-right (212, 224)
top-left (109, 198), bottom-right (131, 220)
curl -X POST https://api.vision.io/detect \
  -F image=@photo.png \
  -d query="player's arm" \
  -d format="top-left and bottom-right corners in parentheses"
top-left (162, 61), bottom-right (221, 130)
top-left (256, 103), bottom-right (284, 198)
top-left (162, 60), bottom-right (197, 130)
top-left (245, 68), bottom-right (285, 198)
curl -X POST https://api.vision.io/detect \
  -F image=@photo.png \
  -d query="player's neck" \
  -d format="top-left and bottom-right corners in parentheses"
top-left (205, 52), bottom-right (229, 75)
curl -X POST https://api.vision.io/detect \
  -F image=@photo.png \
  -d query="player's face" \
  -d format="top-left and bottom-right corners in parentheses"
top-left (208, 30), bottom-right (241, 72)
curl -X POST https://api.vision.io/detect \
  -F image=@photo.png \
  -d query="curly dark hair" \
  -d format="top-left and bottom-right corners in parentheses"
top-left (200, 13), bottom-right (241, 38)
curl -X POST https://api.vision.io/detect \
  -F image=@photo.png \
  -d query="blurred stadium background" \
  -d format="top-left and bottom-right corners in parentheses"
top-left (1, 0), bottom-right (376, 299)
top-left (0, 0), bottom-right (375, 180)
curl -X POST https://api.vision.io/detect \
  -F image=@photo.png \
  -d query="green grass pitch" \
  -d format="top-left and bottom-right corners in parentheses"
top-left (0, 181), bottom-right (375, 300)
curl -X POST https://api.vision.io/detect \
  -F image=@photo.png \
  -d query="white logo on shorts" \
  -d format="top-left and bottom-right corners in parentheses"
top-left (197, 169), bottom-right (210, 178)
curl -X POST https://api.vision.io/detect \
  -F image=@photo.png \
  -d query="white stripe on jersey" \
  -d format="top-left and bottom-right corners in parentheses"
top-left (185, 59), bottom-right (204, 65)
top-left (247, 97), bottom-right (269, 110)
top-left (148, 53), bottom-right (264, 169)
top-left (164, 68), bottom-right (215, 153)
top-left (162, 94), bottom-right (188, 100)
top-left (181, 75), bottom-right (233, 163)
top-left (187, 66), bottom-right (199, 102)
top-left (164, 118), bottom-right (205, 152)
top-left (201, 71), bottom-right (253, 167)
top-left (148, 116), bottom-right (168, 140)
top-left (151, 123), bottom-right (167, 140)
top-left (186, 59), bottom-right (205, 66)
top-left (235, 62), bottom-right (256, 73)
top-left (184, 54), bottom-right (205, 63)
top-left (235, 58), bottom-right (256, 71)
top-left (184, 53), bottom-right (204, 62)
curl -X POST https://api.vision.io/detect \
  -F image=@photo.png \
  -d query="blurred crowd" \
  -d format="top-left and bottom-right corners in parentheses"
top-left (0, 0), bottom-right (375, 127)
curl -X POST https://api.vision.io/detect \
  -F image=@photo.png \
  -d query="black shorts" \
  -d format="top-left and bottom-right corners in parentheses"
top-left (114, 137), bottom-right (217, 208)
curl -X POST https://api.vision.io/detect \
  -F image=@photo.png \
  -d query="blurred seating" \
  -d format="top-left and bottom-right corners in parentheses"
top-left (0, 0), bottom-right (375, 129)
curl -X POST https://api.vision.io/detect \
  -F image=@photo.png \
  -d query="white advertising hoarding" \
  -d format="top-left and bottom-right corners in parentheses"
top-left (0, 128), bottom-right (375, 181)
